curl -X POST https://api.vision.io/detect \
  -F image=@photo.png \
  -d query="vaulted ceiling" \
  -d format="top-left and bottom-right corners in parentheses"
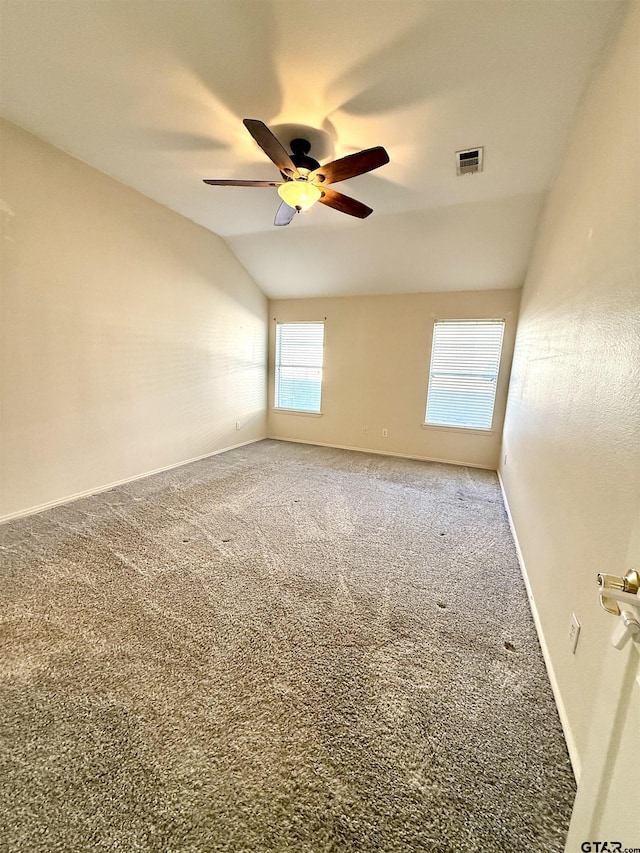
top-left (0, 0), bottom-right (623, 298)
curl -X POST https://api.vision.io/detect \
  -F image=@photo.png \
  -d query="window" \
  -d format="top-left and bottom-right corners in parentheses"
top-left (275, 322), bottom-right (325, 413)
top-left (425, 319), bottom-right (505, 431)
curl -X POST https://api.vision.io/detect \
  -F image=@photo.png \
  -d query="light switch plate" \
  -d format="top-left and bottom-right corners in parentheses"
top-left (569, 613), bottom-right (581, 654)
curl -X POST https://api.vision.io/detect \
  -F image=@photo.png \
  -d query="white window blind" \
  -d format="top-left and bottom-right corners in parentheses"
top-left (275, 322), bottom-right (325, 413)
top-left (425, 320), bottom-right (505, 431)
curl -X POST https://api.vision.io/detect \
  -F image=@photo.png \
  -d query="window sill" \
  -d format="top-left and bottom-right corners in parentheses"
top-left (273, 408), bottom-right (323, 418)
top-left (421, 423), bottom-right (495, 436)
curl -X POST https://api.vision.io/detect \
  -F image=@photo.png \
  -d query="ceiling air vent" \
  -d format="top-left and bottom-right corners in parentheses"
top-left (456, 146), bottom-right (483, 176)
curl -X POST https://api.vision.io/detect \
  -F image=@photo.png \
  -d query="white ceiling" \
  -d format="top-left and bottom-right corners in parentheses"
top-left (0, 0), bottom-right (622, 298)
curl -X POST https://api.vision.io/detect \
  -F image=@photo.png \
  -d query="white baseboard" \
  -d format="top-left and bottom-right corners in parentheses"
top-left (497, 470), bottom-right (581, 781)
top-left (267, 436), bottom-right (496, 470)
top-left (0, 437), bottom-right (265, 524)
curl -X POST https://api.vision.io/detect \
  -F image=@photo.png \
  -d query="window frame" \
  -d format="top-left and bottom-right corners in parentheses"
top-left (422, 318), bottom-right (506, 433)
top-left (273, 320), bottom-right (325, 415)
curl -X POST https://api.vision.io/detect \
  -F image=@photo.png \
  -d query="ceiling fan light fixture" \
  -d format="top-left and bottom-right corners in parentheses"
top-left (277, 179), bottom-right (321, 211)
top-left (204, 120), bottom-right (390, 225)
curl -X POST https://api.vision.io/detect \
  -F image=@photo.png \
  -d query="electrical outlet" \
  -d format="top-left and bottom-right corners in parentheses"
top-left (569, 613), bottom-right (581, 654)
top-left (235, 421), bottom-right (240, 430)
top-left (364, 426), bottom-right (369, 434)
top-left (382, 428), bottom-right (388, 438)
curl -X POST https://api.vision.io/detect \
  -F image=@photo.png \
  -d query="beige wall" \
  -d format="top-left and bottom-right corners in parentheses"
top-left (500, 2), bottom-right (639, 774)
top-left (268, 290), bottom-right (520, 469)
top-left (0, 119), bottom-right (267, 520)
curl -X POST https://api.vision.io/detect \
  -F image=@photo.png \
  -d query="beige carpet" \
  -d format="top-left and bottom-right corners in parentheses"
top-left (1, 439), bottom-right (575, 852)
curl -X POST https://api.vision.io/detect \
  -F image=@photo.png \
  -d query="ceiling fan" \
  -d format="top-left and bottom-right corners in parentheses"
top-left (203, 119), bottom-right (390, 227)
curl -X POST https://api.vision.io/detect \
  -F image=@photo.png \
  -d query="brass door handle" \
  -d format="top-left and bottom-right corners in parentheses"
top-left (597, 569), bottom-right (640, 616)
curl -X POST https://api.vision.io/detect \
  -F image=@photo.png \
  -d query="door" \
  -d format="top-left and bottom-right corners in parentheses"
top-left (564, 519), bottom-right (640, 852)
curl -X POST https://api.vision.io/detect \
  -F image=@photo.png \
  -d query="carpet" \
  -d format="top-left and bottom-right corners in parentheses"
top-left (0, 439), bottom-right (576, 852)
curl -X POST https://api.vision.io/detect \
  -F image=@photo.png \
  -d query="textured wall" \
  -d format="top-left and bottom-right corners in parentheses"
top-left (268, 290), bottom-right (521, 469)
top-left (500, 2), bottom-right (639, 772)
top-left (0, 119), bottom-right (268, 519)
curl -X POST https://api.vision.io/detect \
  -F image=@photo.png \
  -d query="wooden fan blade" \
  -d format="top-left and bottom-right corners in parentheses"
top-left (203, 179), bottom-right (281, 187)
top-left (274, 202), bottom-right (297, 227)
top-left (312, 146), bottom-right (389, 185)
top-left (318, 188), bottom-right (373, 219)
top-left (243, 119), bottom-right (299, 178)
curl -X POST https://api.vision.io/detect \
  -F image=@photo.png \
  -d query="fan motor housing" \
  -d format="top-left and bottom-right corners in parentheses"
top-left (289, 138), bottom-right (320, 173)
